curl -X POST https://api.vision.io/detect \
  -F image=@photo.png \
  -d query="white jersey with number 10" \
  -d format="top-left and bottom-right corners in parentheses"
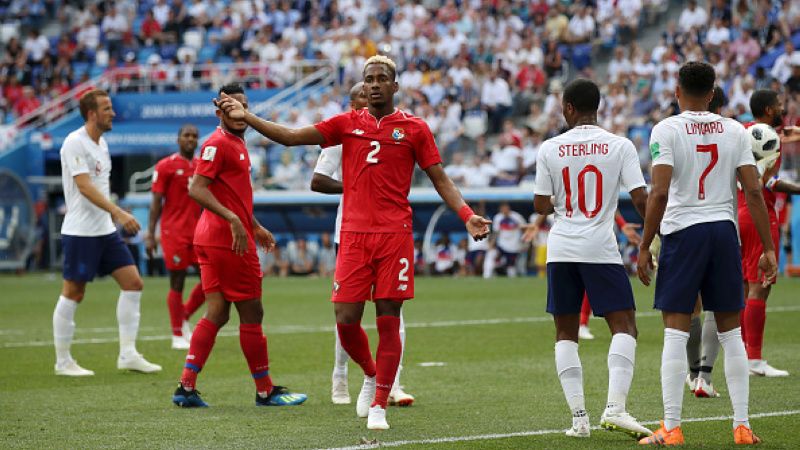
top-left (649, 111), bottom-right (755, 236)
top-left (534, 125), bottom-right (646, 264)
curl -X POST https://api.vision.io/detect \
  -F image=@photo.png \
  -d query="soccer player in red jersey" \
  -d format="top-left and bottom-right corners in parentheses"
top-left (146, 125), bottom-right (206, 350)
top-left (172, 83), bottom-right (307, 408)
top-left (736, 90), bottom-right (800, 377)
top-left (216, 55), bottom-right (491, 429)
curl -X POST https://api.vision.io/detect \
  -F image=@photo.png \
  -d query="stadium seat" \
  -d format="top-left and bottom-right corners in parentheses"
top-left (137, 47), bottom-right (157, 64)
top-left (570, 44), bottom-right (593, 71)
top-left (197, 45), bottom-right (218, 62)
top-left (160, 44), bottom-right (178, 61)
top-left (183, 30), bottom-right (203, 50)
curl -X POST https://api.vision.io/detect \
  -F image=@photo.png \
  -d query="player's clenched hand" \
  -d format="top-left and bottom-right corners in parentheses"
top-left (144, 232), bottom-right (157, 259)
top-left (113, 208), bottom-right (140, 235)
top-left (637, 246), bottom-right (654, 286)
top-left (213, 92), bottom-right (246, 120)
top-left (758, 250), bottom-right (778, 287)
top-left (521, 224), bottom-right (540, 243)
top-left (622, 223), bottom-right (642, 246)
top-left (466, 215), bottom-right (492, 241)
top-left (229, 217), bottom-right (249, 256)
top-left (254, 225), bottom-right (275, 252)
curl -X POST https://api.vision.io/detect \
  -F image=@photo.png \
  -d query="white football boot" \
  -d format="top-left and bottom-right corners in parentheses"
top-left (117, 352), bottom-right (162, 373)
top-left (600, 410), bottom-right (652, 439)
top-left (367, 405), bottom-right (390, 430)
top-left (171, 335), bottom-right (190, 350)
top-left (55, 359), bottom-right (95, 376)
top-left (749, 359), bottom-right (789, 377)
top-left (331, 371), bottom-right (351, 404)
top-left (388, 386), bottom-right (414, 406)
top-left (566, 414), bottom-right (591, 438)
top-left (356, 375), bottom-right (376, 417)
top-left (578, 325), bottom-right (595, 340)
top-left (693, 377), bottom-right (721, 398)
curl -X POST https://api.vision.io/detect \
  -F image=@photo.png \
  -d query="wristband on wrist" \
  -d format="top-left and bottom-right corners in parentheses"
top-left (458, 204), bottom-right (475, 223)
top-left (615, 214), bottom-right (627, 228)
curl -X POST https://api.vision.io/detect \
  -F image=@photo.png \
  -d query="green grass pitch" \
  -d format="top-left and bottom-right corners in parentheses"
top-left (1, 274), bottom-right (798, 449)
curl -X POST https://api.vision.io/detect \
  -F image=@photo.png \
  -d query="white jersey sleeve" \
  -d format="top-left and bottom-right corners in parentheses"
top-left (314, 145), bottom-right (343, 244)
top-left (651, 112), bottom-right (754, 235)
top-left (61, 136), bottom-right (91, 176)
top-left (537, 125), bottom-right (642, 264)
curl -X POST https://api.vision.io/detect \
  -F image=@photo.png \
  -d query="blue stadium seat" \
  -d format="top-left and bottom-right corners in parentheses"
top-left (72, 62), bottom-right (90, 76)
top-left (160, 44), bottom-right (178, 61)
top-left (137, 47), bottom-right (156, 64)
top-left (197, 45), bottom-right (218, 62)
top-left (89, 66), bottom-right (106, 79)
top-left (571, 44), bottom-right (592, 71)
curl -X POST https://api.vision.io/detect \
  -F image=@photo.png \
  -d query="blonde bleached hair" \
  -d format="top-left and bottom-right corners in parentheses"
top-left (363, 55), bottom-right (397, 80)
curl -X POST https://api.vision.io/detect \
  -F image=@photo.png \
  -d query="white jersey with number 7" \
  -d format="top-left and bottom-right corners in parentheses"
top-left (649, 111), bottom-right (755, 236)
top-left (534, 125), bottom-right (646, 264)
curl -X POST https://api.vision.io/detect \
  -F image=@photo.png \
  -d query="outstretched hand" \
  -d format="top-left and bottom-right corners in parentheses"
top-left (214, 92), bottom-right (246, 120)
top-left (521, 224), bottom-right (540, 243)
top-left (466, 215), bottom-right (492, 241)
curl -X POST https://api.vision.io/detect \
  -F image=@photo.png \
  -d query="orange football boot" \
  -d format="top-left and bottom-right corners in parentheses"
top-left (639, 421), bottom-right (685, 446)
top-left (734, 425), bottom-right (761, 445)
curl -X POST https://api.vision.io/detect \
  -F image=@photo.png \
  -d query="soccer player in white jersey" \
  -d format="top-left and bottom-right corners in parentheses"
top-left (533, 79), bottom-right (651, 440)
top-left (54, 89), bottom-right (161, 376)
top-left (637, 62), bottom-right (777, 446)
top-left (310, 82), bottom-right (415, 407)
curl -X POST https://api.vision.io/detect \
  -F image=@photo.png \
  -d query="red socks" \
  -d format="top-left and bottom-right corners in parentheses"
top-left (239, 323), bottom-right (273, 394)
top-left (167, 289), bottom-right (184, 336)
top-left (580, 294), bottom-right (591, 326)
top-left (180, 318), bottom-right (219, 389)
top-left (743, 298), bottom-right (767, 360)
top-left (184, 283), bottom-right (206, 320)
top-left (336, 322), bottom-right (376, 377)
top-left (372, 316), bottom-right (402, 409)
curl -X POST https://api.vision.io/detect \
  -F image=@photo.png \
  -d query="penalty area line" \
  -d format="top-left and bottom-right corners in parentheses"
top-left (321, 410), bottom-right (800, 450)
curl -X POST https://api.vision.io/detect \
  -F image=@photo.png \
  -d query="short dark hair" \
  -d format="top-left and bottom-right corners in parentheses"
top-left (178, 124), bottom-right (198, 136)
top-left (678, 62), bottom-right (716, 97)
top-left (218, 82), bottom-right (245, 96)
top-left (708, 86), bottom-right (727, 114)
top-left (749, 89), bottom-right (779, 118)
top-left (562, 78), bottom-right (600, 114)
top-left (79, 89), bottom-right (109, 120)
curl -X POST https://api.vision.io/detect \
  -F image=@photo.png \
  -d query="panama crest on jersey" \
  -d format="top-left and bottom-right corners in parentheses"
top-left (392, 128), bottom-right (405, 141)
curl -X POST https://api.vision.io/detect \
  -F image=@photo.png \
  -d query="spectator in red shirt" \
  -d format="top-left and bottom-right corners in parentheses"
top-left (140, 10), bottom-right (163, 46)
top-left (14, 86), bottom-right (41, 119)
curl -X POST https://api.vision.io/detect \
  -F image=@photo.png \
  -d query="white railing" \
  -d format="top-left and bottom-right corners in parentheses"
top-left (1, 60), bottom-right (336, 152)
top-left (127, 62), bottom-right (337, 193)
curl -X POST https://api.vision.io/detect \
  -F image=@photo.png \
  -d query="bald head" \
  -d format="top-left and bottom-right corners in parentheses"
top-left (349, 82), bottom-right (368, 110)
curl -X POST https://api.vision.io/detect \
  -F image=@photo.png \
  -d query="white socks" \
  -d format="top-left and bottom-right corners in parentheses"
top-left (718, 327), bottom-right (750, 429)
top-left (53, 296), bottom-right (79, 364)
top-left (333, 328), bottom-right (350, 376)
top-left (607, 333), bottom-right (636, 414)
top-left (393, 311), bottom-right (406, 390)
top-left (699, 312), bottom-right (720, 383)
top-left (117, 290), bottom-right (142, 356)
top-left (555, 340), bottom-right (586, 416)
top-left (662, 328), bottom-right (689, 431)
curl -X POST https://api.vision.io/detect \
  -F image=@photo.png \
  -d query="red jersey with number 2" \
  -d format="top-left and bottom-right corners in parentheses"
top-left (152, 153), bottom-right (201, 244)
top-left (314, 108), bottom-right (442, 233)
top-left (193, 127), bottom-right (255, 250)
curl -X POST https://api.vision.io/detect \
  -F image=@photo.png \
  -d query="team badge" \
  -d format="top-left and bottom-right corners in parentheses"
top-left (202, 146), bottom-right (217, 161)
top-left (392, 128), bottom-right (405, 141)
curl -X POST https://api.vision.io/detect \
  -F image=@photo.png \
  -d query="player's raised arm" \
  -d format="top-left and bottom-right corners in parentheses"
top-left (214, 92), bottom-right (326, 147)
top-left (424, 163), bottom-right (491, 240)
top-left (189, 174), bottom-right (248, 256)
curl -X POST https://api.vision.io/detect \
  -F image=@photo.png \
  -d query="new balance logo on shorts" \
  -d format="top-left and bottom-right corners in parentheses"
top-left (397, 284), bottom-right (407, 291)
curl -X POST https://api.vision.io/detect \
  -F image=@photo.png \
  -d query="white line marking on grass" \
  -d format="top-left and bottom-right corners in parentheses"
top-left (3, 305), bottom-right (800, 348)
top-left (320, 410), bottom-right (800, 450)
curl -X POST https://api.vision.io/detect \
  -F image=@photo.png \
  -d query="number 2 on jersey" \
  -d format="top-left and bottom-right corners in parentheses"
top-left (366, 141), bottom-right (380, 163)
top-left (561, 165), bottom-right (603, 218)
top-left (696, 144), bottom-right (718, 200)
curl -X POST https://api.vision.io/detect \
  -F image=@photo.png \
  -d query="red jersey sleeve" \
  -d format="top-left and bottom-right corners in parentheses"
top-left (195, 140), bottom-right (225, 180)
top-left (314, 112), bottom-right (351, 148)
top-left (151, 159), bottom-right (170, 193)
top-left (413, 120), bottom-right (443, 170)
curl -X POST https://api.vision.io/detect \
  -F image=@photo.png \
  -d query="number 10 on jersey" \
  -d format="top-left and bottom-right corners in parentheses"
top-left (562, 165), bottom-right (603, 218)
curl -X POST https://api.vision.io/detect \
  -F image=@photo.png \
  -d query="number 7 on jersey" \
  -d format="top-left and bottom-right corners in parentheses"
top-left (696, 144), bottom-right (718, 200)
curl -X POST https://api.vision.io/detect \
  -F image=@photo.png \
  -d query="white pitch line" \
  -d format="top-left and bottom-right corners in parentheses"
top-left (320, 410), bottom-right (800, 450)
top-left (3, 305), bottom-right (800, 349)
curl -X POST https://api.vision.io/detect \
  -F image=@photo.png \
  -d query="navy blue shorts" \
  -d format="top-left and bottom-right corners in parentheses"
top-left (496, 247), bottom-right (518, 266)
top-left (62, 232), bottom-right (135, 282)
top-left (546, 262), bottom-right (635, 316)
top-left (654, 221), bottom-right (744, 314)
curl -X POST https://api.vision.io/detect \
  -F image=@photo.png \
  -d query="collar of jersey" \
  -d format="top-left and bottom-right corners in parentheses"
top-left (365, 108), bottom-right (401, 128)
top-left (218, 126), bottom-right (246, 143)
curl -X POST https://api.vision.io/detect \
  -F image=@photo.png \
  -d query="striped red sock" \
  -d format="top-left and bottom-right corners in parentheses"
top-left (743, 298), bottom-right (767, 360)
top-left (372, 316), bottom-right (402, 409)
top-left (239, 323), bottom-right (273, 394)
top-left (167, 289), bottom-right (184, 336)
top-left (336, 322), bottom-right (376, 377)
top-left (180, 318), bottom-right (219, 389)
top-left (183, 283), bottom-right (206, 320)
top-left (580, 294), bottom-right (591, 326)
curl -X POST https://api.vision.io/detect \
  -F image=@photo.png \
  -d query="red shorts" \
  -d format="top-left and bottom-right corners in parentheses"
top-left (162, 238), bottom-right (197, 271)
top-left (332, 232), bottom-right (414, 303)
top-left (739, 217), bottom-right (779, 285)
top-left (195, 245), bottom-right (262, 302)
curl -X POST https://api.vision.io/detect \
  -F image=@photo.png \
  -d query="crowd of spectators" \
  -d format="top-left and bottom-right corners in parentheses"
top-left (3, 0), bottom-right (800, 186)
